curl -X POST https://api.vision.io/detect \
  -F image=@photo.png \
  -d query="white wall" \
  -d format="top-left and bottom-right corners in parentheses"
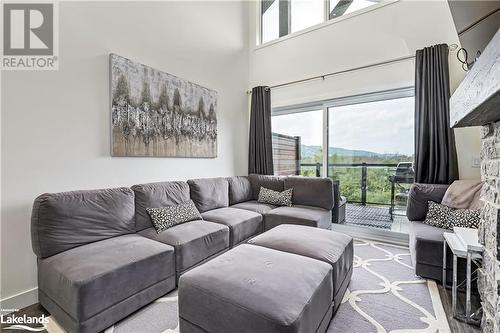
top-left (1, 1), bottom-right (250, 309)
top-left (449, 62), bottom-right (482, 180)
top-left (248, 0), bottom-right (481, 179)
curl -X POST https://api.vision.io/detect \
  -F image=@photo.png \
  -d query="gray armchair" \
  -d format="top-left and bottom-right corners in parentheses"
top-left (407, 183), bottom-right (473, 284)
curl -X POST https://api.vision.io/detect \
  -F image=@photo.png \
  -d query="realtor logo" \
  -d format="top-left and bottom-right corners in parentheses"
top-left (2, 2), bottom-right (58, 70)
top-left (4, 3), bottom-right (53, 55)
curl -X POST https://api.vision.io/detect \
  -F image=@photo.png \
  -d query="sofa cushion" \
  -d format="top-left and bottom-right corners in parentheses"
top-left (132, 181), bottom-right (191, 231)
top-left (201, 207), bottom-right (263, 246)
top-left (284, 176), bottom-right (334, 210)
top-left (179, 244), bottom-right (333, 333)
top-left (265, 205), bottom-right (332, 230)
top-left (248, 225), bottom-right (353, 305)
top-left (31, 188), bottom-right (135, 259)
top-left (227, 176), bottom-right (253, 205)
top-left (231, 200), bottom-right (277, 214)
top-left (187, 178), bottom-right (229, 213)
top-left (38, 234), bottom-right (175, 321)
top-left (248, 174), bottom-right (284, 200)
top-left (39, 277), bottom-right (175, 333)
top-left (407, 183), bottom-right (449, 221)
top-left (139, 221), bottom-right (229, 276)
top-left (409, 220), bottom-right (447, 268)
top-left (441, 180), bottom-right (483, 210)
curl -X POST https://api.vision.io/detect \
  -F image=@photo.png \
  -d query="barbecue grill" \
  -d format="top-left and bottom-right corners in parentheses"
top-left (388, 162), bottom-right (415, 219)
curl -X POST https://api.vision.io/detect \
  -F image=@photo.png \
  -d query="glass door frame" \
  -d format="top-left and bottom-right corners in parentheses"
top-left (272, 103), bottom-right (329, 177)
top-left (272, 86), bottom-right (414, 177)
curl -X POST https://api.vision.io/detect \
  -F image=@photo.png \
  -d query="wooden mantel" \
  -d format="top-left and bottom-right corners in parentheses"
top-left (450, 28), bottom-right (500, 128)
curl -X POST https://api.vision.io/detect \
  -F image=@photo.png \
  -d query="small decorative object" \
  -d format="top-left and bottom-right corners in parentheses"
top-left (423, 201), bottom-right (480, 229)
top-left (146, 200), bottom-right (202, 233)
top-left (258, 187), bottom-right (293, 206)
top-left (110, 54), bottom-right (217, 157)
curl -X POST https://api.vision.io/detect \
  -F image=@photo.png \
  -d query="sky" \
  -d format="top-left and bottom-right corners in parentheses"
top-left (271, 97), bottom-right (415, 156)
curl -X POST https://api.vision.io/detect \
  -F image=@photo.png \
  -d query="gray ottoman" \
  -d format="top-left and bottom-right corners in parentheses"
top-left (179, 244), bottom-right (333, 333)
top-left (248, 224), bottom-right (353, 313)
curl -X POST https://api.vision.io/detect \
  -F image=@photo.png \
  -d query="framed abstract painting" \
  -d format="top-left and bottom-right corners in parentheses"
top-left (110, 54), bottom-right (217, 157)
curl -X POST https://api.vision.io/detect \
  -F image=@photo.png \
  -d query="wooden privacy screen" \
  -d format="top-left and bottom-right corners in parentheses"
top-left (272, 133), bottom-right (300, 176)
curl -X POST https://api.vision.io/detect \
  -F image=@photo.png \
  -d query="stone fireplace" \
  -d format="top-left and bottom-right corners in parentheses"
top-left (477, 121), bottom-right (500, 333)
top-left (450, 29), bottom-right (499, 333)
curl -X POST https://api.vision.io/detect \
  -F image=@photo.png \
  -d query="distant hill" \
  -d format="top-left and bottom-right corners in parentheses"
top-left (301, 145), bottom-right (407, 159)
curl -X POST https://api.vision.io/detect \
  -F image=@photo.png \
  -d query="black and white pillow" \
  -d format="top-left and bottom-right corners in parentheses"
top-left (258, 187), bottom-right (293, 207)
top-left (423, 201), bottom-right (480, 230)
top-left (146, 200), bottom-right (202, 234)
top-left (448, 206), bottom-right (481, 229)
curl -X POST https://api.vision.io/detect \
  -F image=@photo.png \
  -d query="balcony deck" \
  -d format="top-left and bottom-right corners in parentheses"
top-left (344, 203), bottom-right (410, 233)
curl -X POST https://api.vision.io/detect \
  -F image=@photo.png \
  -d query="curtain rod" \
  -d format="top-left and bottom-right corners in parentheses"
top-left (246, 44), bottom-right (458, 94)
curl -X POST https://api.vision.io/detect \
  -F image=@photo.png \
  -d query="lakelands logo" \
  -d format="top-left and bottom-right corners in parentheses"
top-left (0, 312), bottom-right (49, 331)
top-left (2, 1), bottom-right (59, 70)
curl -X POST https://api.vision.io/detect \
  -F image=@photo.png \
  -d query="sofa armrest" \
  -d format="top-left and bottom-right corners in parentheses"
top-left (337, 197), bottom-right (346, 224)
top-left (406, 183), bottom-right (450, 221)
top-left (332, 181), bottom-right (341, 223)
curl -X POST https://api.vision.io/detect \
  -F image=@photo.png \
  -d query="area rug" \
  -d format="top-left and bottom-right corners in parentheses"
top-left (45, 239), bottom-right (450, 333)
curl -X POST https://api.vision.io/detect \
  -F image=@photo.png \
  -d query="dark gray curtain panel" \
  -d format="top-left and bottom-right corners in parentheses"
top-left (414, 44), bottom-right (458, 184)
top-left (249, 86), bottom-right (274, 175)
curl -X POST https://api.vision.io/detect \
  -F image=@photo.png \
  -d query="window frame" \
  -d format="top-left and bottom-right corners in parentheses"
top-left (271, 87), bottom-right (414, 177)
top-left (261, 0), bottom-right (324, 44)
top-left (258, 0), bottom-right (397, 47)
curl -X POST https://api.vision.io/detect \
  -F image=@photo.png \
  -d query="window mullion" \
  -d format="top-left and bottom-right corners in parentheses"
top-left (259, 1), bottom-right (263, 45)
top-left (278, 0), bottom-right (289, 37)
top-left (288, 0), bottom-right (291, 35)
top-left (322, 105), bottom-right (329, 178)
top-left (325, 0), bottom-right (330, 23)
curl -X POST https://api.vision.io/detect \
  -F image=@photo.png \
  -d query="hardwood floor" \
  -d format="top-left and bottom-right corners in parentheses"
top-left (437, 284), bottom-right (481, 333)
top-left (2, 286), bottom-right (482, 333)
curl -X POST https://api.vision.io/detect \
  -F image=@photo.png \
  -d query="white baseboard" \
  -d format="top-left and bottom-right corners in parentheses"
top-left (0, 287), bottom-right (38, 313)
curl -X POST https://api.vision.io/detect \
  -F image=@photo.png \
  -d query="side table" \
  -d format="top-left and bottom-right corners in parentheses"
top-left (442, 227), bottom-right (483, 325)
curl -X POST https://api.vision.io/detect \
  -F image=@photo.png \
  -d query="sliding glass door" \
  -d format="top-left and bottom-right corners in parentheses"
top-left (328, 95), bottom-right (415, 233)
top-left (271, 88), bottom-right (415, 235)
top-left (271, 109), bottom-right (324, 176)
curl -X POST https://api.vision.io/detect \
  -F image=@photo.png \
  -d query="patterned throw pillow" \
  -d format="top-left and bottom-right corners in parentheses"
top-left (146, 200), bottom-right (202, 234)
top-left (423, 201), bottom-right (480, 230)
top-left (258, 186), bottom-right (293, 207)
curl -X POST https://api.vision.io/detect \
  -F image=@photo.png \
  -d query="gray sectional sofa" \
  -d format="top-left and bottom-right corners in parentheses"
top-left (31, 174), bottom-right (334, 333)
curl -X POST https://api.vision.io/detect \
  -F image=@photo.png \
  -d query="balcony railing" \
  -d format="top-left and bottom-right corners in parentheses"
top-left (300, 162), bottom-right (409, 207)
